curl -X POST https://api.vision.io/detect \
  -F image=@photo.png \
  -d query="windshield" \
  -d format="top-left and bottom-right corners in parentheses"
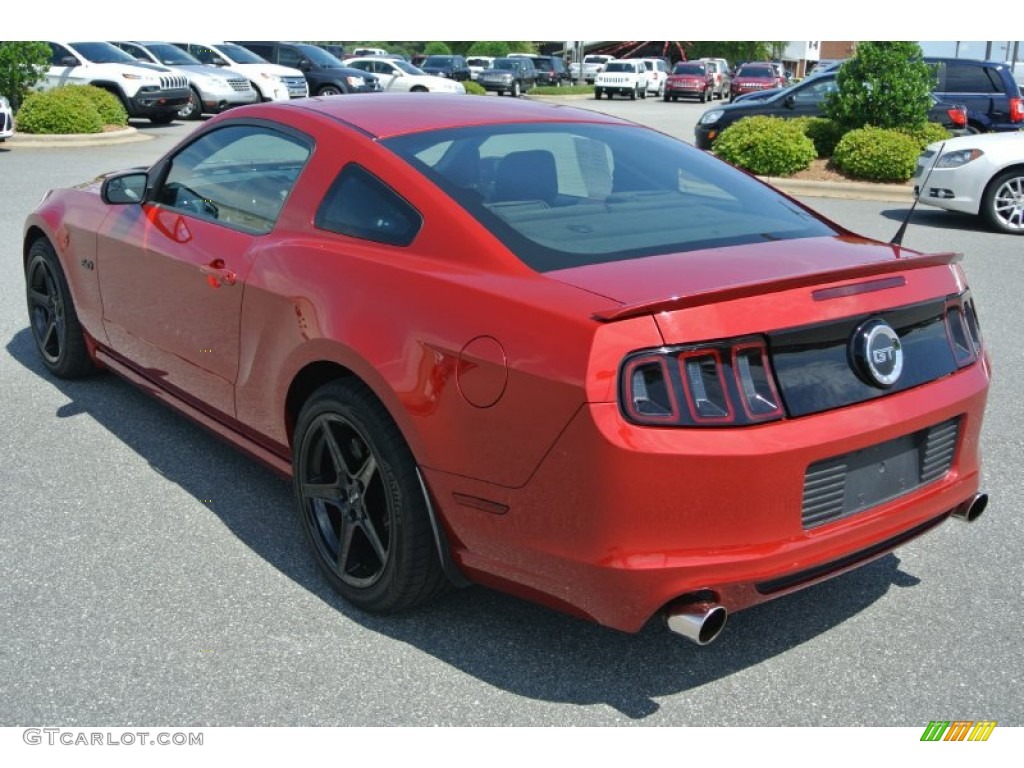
top-left (585, 56), bottom-right (610, 64)
top-left (70, 42), bottom-right (138, 64)
top-left (145, 43), bottom-right (200, 66)
top-left (213, 43), bottom-right (268, 64)
top-left (423, 56), bottom-right (453, 66)
top-left (492, 59), bottom-right (519, 70)
top-left (737, 66), bottom-right (774, 78)
top-left (672, 64), bottom-right (706, 75)
top-left (295, 44), bottom-right (344, 67)
top-left (384, 123), bottom-right (837, 272)
top-left (604, 62), bottom-right (636, 72)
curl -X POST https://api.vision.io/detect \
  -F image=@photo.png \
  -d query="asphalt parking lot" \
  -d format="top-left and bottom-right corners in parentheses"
top-left (1, 100), bottom-right (1022, 728)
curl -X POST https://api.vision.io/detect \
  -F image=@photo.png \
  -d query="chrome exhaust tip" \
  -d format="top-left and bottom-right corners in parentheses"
top-left (666, 602), bottom-right (728, 645)
top-left (952, 492), bottom-right (988, 523)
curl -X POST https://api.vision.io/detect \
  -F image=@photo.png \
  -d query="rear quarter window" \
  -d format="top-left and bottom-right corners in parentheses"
top-left (315, 164), bottom-right (422, 247)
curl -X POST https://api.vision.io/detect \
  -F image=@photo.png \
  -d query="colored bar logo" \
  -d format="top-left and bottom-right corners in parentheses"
top-left (921, 721), bottom-right (997, 741)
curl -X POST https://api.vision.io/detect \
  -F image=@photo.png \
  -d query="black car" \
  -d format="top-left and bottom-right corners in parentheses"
top-left (232, 41), bottom-right (381, 95)
top-left (695, 72), bottom-right (970, 150)
top-left (517, 55), bottom-right (569, 86)
top-left (419, 55), bottom-right (471, 82)
top-left (476, 57), bottom-right (538, 97)
top-left (925, 57), bottom-right (1024, 132)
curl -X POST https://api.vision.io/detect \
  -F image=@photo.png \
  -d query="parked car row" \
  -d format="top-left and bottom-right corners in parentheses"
top-left (0, 95), bottom-right (13, 141)
top-left (32, 41), bottom-right (476, 125)
top-left (694, 69), bottom-right (975, 150)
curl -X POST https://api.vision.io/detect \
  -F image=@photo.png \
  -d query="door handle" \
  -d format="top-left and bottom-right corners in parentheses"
top-left (200, 259), bottom-right (236, 288)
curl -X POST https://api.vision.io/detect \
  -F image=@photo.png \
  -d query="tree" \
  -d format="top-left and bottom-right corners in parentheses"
top-left (0, 41), bottom-right (51, 111)
top-left (424, 42), bottom-right (452, 56)
top-left (683, 42), bottom-right (786, 65)
top-left (824, 41), bottom-right (934, 132)
top-left (467, 41), bottom-right (511, 57)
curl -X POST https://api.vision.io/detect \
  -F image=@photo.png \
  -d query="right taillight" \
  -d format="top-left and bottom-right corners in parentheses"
top-left (946, 106), bottom-right (967, 127)
top-left (621, 337), bottom-right (784, 427)
top-left (1010, 96), bottom-right (1023, 123)
top-left (944, 291), bottom-right (985, 368)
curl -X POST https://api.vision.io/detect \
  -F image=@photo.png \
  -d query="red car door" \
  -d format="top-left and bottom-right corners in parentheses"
top-left (97, 123), bottom-right (312, 418)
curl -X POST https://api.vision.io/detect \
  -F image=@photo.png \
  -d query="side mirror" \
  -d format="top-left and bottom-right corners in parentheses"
top-left (59, 56), bottom-right (79, 67)
top-left (298, 59), bottom-right (312, 71)
top-left (102, 171), bottom-right (148, 205)
top-left (211, 56), bottom-right (227, 67)
top-left (784, 94), bottom-right (796, 108)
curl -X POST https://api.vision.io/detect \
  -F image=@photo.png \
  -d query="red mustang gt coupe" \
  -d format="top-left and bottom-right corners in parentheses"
top-left (24, 95), bottom-right (990, 644)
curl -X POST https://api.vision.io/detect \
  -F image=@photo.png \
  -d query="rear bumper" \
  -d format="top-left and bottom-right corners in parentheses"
top-left (431, 359), bottom-right (989, 633)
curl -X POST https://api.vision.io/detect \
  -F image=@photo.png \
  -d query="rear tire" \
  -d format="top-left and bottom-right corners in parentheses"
top-left (25, 238), bottom-right (96, 379)
top-left (293, 380), bottom-right (448, 613)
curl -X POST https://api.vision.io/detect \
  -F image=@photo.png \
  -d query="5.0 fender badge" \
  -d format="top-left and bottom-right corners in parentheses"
top-left (850, 319), bottom-right (903, 388)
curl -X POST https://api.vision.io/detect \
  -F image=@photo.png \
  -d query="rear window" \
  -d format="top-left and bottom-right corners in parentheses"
top-left (383, 123), bottom-right (837, 272)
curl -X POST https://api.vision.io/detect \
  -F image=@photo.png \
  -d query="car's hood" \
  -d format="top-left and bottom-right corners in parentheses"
top-left (546, 236), bottom-right (954, 315)
top-left (226, 62), bottom-right (304, 77)
top-left (927, 129), bottom-right (1024, 154)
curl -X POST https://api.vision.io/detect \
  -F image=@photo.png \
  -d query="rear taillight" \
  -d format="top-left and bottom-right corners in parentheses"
top-left (946, 106), bottom-right (967, 127)
top-left (1010, 96), bottom-right (1023, 123)
top-left (621, 338), bottom-right (783, 427)
top-left (944, 291), bottom-right (984, 368)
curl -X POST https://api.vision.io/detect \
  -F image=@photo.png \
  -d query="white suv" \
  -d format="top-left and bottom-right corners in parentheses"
top-left (111, 41), bottom-right (259, 120)
top-left (0, 95), bottom-right (13, 141)
top-left (594, 59), bottom-right (649, 100)
top-left (43, 41), bottom-right (190, 124)
top-left (171, 42), bottom-right (308, 101)
top-left (641, 58), bottom-right (669, 97)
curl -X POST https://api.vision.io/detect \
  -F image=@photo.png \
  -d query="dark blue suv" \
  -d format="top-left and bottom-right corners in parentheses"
top-left (925, 57), bottom-right (1024, 132)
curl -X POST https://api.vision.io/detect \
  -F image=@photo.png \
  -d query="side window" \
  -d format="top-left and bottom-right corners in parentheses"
top-left (188, 45), bottom-right (218, 65)
top-left (315, 164), bottom-right (422, 246)
top-left (156, 124), bottom-right (311, 234)
top-left (945, 63), bottom-right (1000, 93)
top-left (278, 47), bottom-right (303, 68)
top-left (244, 44), bottom-right (274, 60)
top-left (48, 43), bottom-right (73, 66)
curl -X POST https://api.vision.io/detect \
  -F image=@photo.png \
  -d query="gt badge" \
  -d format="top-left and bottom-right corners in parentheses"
top-left (851, 319), bottom-right (903, 388)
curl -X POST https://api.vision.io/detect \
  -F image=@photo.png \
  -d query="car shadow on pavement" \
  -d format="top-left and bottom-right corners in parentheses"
top-left (880, 206), bottom-right (995, 234)
top-left (7, 327), bottom-right (922, 721)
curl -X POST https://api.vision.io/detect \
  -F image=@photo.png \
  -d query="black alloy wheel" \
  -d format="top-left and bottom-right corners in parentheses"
top-left (26, 238), bottom-right (95, 378)
top-left (293, 381), bottom-right (447, 612)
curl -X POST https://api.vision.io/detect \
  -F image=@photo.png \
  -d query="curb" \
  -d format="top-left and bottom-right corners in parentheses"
top-left (760, 177), bottom-right (913, 203)
top-left (5, 126), bottom-right (151, 148)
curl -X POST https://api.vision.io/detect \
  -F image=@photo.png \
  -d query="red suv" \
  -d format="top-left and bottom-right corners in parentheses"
top-left (664, 61), bottom-right (715, 102)
top-left (729, 62), bottom-right (785, 101)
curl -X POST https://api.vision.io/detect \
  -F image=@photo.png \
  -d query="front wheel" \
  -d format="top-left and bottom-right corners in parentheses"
top-left (630, 86), bottom-right (637, 101)
top-left (318, 85), bottom-right (343, 96)
top-left (178, 87), bottom-right (203, 120)
top-left (149, 113), bottom-right (176, 125)
top-left (293, 380), bottom-right (447, 613)
top-left (25, 238), bottom-right (96, 379)
top-left (511, 81), bottom-right (521, 97)
top-left (594, 88), bottom-right (602, 100)
top-left (982, 169), bottom-right (1024, 234)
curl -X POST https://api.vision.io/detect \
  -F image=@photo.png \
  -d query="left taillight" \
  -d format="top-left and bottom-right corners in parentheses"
top-left (945, 291), bottom-right (984, 367)
top-left (620, 337), bottom-right (784, 427)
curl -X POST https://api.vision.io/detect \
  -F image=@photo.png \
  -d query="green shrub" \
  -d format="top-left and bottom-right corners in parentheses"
top-left (423, 42), bottom-right (451, 55)
top-left (463, 80), bottom-right (486, 96)
top-left (832, 127), bottom-right (920, 182)
top-left (76, 85), bottom-right (128, 126)
top-left (713, 116), bottom-right (816, 176)
top-left (15, 87), bottom-right (104, 134)
top-left (897, 122), bottom-right (951, 150)
top-left (801, 117), bottom-right (845, 158)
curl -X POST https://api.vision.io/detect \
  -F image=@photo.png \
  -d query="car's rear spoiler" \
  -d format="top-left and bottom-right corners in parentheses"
top-left (592, 251), bottom-right (963, 322)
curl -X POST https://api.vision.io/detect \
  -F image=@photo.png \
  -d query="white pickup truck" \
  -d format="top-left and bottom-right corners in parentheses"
top-left (571, 54), bottom-right (615, 84)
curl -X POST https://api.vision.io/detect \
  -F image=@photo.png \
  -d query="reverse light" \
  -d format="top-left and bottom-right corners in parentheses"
top-left (621, 338), bottom-right (783, 427)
